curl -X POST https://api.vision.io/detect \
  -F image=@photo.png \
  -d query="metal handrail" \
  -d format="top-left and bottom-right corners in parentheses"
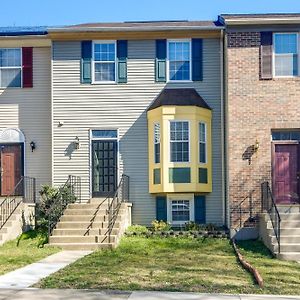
top-left (261, 181), bottom-right (281, 253)
top-left (48, 175), bottom-right (81, 235)
top-left (0, 176), bottom-right (36, 230)
top-left (84, 174), bottom-right (129, 243)
top-left (232, 190), bottom-right (255, 230)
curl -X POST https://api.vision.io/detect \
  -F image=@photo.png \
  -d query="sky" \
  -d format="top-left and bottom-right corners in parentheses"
top-left (1, 0), bottom-right (300, 27)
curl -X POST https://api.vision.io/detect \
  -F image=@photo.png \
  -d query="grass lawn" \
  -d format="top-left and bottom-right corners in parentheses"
top-left (237, 240), bottom-right (300, 295)
top-left (38, 236), bottom-right (255, 293)
top-left (0, 230), bottom-right (60, 275)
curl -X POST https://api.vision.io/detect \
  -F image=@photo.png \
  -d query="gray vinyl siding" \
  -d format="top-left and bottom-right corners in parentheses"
top-left (0, 47), bottom-right (52, 194)
top-left (52, 39), bottom-right (223, 225)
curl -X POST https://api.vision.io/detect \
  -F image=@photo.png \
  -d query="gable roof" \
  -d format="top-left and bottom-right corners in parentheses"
top-left (148, 88), bottom-right (211, 111)
top-left (49, 20), bottom-right (223, 32)
top-left (0, 26), bottom-right (47, 36)
top-left (219, 13), bottom-right (300, 26)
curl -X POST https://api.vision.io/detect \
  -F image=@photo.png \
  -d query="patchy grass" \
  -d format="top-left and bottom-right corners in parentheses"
top-left (237, 240), bottom-right (300, 295)
top-left (0, 230), bottom-right (60, 275)
top-left (38, 236), bottom-right (257, 293)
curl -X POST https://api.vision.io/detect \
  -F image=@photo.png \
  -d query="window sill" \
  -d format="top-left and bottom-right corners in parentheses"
top-left (91, 81), bottom-right (117, 85)
top-left (167, 80), bottom-right (193, 83)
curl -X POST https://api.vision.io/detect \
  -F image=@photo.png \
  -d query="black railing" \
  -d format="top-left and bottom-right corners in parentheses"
top-left (48, 175), bottom-right (81, 235)
top-left (232, 190), bottom-right (255, 230)
top-left (84, 174), bottom-right (129, 243)
top-left (261, 181), bottom-right (281, 253)
top-left (0, 176), bottom-right (36, 230)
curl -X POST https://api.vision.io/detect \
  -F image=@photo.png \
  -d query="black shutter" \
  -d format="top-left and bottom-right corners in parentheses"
top-left (81, 41), bottom-right (92, 83)
top-left (155, 40), bottom-right (167, 82)
top-left (260, 32), bottom-right (273, 80)
top-left (192, 39), bottom-right (203, 81)
top-left (156, 196), bottom-right (167, 221)
top-left (117, 40), bottom-right (128, 83)
top-left (194, 195), bottom-right (206, 224)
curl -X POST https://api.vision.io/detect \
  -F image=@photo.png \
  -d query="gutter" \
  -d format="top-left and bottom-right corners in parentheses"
top-left (48, 26), bottom-right (225, 33)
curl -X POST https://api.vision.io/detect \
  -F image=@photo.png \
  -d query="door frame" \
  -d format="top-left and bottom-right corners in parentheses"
top-left (271, 141), bottom-right (300, 204)
top-left (89, 129), bottom-right (119, 198)
top-left (0, 143), bottom-right (25, 196)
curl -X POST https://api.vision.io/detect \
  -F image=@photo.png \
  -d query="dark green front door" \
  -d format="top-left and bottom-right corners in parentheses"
top-left (92, 140), bottom-right (118, 197)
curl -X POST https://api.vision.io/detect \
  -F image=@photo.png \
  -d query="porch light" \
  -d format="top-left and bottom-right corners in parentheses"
top-left (30, 141), bottom-right (36, 152)
top-left (74, 136), bottom-right (80, 150)
top-left (254, 139), bottom-right (259, 152)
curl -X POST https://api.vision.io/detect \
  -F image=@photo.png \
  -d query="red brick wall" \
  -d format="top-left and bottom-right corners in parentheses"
top-left (227, 31), bottom-right (300, 231)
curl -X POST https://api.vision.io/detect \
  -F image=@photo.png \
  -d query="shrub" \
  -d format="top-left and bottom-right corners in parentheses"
top-left (151, 220), bottom-right (171, 232)
top-left (126, 225), bottom-right (149, 234)
top-left (184, 221), bottom-right (200, 231)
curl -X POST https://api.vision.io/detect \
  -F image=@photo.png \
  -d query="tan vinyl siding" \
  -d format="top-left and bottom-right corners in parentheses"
top-left (52, 39), bottom-right (223, 225)
top-left (0, 47), bottom-right (52, 194)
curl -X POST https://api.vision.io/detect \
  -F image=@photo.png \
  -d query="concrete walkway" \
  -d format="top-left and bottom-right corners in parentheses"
top-left (0, 290), bottom-right (299, 300)
top-left (0, 251), bottom-right (91, 289)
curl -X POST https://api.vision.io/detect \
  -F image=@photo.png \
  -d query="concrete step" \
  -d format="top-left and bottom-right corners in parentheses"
top-left (49, 235), bottom-right (116, 244)
top-left (63, 208), bottom-right (125, 216)
top-left (60, 215), bottom-right (122, 222)
top-left (52, 228), bottom-right (119, 236)
top-left (89, 198), bottom-right (109, 204)
top-left (0, 227), bottom-right (8, 234)
top-left (271, 235), bottom-right (300, 244)
top-left (279, 213), bottom-right (300, 221)
top-left (277, 252), bottom-right (300, 261)
top-left (279, 244), bottom-right (300, 252)
top-left (68, 203), bottom-right (110, 210)
top-left (56, 221), bottom-right (121, 229)
top-left (267, 228), bottom-right (300, 235)
top-left (277, 205), bottom-right (300, 214)
top-left (267, 220), bottom-right (300, 229)
top-left (49, 242), bottom-right (113, 251)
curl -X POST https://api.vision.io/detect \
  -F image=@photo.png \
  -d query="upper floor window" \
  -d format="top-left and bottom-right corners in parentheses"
top-left (154, 123), bottom-right (160, 164)
top-left (0, 48), bottom-right (22, 88)
top-left (274, 33), bottom-right (298, 77)
top-left (168, 40), bottom-right (191, 81)
top-left (170, 121), bottom-right (189, 162)
top-left (199, 122), bottom-right (207, 163)
top-left (93, 42), bottom-right (116, 83)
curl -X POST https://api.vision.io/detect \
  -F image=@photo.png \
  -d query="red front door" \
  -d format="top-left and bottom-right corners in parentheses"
top-left (273, 143), bottom-right (299, 204)
top-left (0, 145), bottom-right (23, 196)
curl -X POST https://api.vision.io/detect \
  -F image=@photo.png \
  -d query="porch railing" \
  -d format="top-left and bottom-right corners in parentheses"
top-left (48, 175), bottom-right (81, 235)
top-left (84, 174), bottom-right (129, 243)
top-left (0, 176), bottom-right (36, 230)
top-left (261, 181), bottom-right (281, 253)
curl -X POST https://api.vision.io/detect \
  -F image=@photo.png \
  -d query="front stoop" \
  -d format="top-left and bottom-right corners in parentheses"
top-left (49, 200), bottom-right (132, 250)
top-left (259, 207), bottom-right (300, 261)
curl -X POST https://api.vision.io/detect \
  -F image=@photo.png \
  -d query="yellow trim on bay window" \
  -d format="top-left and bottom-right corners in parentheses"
top-left (147, 105), bottom-right (212, 194)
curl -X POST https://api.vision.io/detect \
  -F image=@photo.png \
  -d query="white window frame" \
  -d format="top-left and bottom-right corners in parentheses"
top-left (92, 40), bottom-right (117, 84)
top-left (169, 120), bottom-right (190, 163)
top-left (199, 122), bottom-right (207, 164)
top-left (154, 122), bottom-right (160, 164)
top-left (0, 48), bottom-right (22, 88)
top-left (273, 32), bottom-right (299, 78)
top-left (167, 194), bottom-right (194, 225)
top-left (167, 39), bottom-right (192, 82)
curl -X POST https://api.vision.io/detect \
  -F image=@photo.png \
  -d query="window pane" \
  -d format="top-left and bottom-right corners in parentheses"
top-left (92, 130), bottom-right (117, 139)
top-left (275, 34), bottom-right (297, 54)
top-left (168, 41), bottom-right (190, 81)
top-left (171, 200), bottom-right (190, 222)
top-left (0, 49), bottom-right (21, 67)
top-left (95, 63), bottom-right (115, 81)
top-left (94, 43), bottom-right (115, 62)
top-left (0, 68), bottom-right (21, 87)
top-left (275, 54), bottom-right (298, 76)
top-left (200, 143), bottom-right (206, 163)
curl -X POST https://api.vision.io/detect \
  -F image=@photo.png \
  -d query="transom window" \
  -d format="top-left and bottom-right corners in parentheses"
top-left (170, 121), bottom-right (189, 162)
top-left (93, 42), bottom-right (116, 82)
top-left (272, 130), bottom-right (300, 141)
top-left (0, 48), bottom-right (22, 88)
top-left (274, 33), bottom-right (298, 77)
top-left (168, 40), bottom-right (191, 81)
top-left (199, 122), bottom-right (207, 163)
top-left (154, 123), bottom-right (160, 164)
top-left (171, 200), bottom-right (190, 223)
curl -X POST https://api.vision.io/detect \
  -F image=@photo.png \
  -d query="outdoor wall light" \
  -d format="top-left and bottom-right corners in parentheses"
top-left (254, 139), bottom-right (259, 152)
top-left (30, 141), bottom-right (36, 152)
top-left (74, 136), bottom-right (80, 150)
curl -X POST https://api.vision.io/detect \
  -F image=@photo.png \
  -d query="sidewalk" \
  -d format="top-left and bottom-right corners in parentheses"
top-left (0, 289), bottom-right (299, 300)
top-left (0, 251), bottom-right (91, 289)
